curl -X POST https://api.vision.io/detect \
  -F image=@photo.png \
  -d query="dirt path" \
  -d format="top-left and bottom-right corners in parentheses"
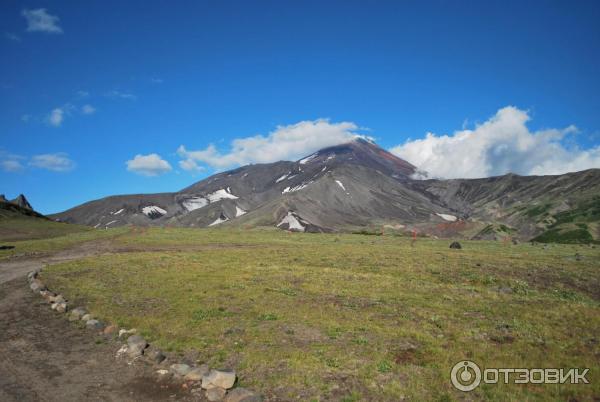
top-left (0, 243), bottom-right (196, 402)
top-left (0, 239), bottom-right (115, 285)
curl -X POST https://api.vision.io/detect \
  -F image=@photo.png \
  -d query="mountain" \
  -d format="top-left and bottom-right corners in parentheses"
top-left (10, 194), bottom-right (33, 210)
top-left (50, 139), bottom-right (600, 243)
top-left (0, 194), bottom-right (91, 242)
top-left (0, 194), bottom-right (44, 219)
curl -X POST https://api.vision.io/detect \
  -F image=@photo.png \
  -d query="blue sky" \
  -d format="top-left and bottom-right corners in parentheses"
top-left (1, 1), bottom-right (600, 214)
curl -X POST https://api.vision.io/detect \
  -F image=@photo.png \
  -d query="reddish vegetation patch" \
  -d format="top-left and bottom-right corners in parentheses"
top-left (430, 221), bottom-right (469, 237)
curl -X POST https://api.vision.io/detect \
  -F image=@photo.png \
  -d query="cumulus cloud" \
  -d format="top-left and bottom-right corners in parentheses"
top-left (29, 153), bottom-right (75, 172)
top-left (22, 9), bottom-right (63, 34)
top-left (47, 107), bottom-right (66, 126)
top-left (81, 104), bottom-right (96, 115)
top-left (179, 159), bottom-right (205, 173)
top-left (390, 106), bottom-right (600, 178)
top-left (126, 154), bottom-right (172, 176)
top-left (178, 119), bottom-right (364, 170)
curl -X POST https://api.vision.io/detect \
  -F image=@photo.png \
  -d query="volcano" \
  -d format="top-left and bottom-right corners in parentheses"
top-left (50, 139), bottom-right (600, 241)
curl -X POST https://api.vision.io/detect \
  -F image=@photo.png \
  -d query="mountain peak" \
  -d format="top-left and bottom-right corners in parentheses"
top-left (11, 194), bottom-right (33, 210)
top-left (297, 138), bottom-right (416, 177)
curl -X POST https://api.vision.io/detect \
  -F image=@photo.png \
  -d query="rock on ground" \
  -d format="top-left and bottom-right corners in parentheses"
top-left (69, 307), bottom-right (87, 320)
top-left (127, 335), bottom-right (148, 358)
top-left (86, 319), bottom-right (104, 330)
top-left (184, 364), bottom-right (209, 381)
top-left (225, 388), bottom-right (262, 402)
top-left (170, 363), bottom-right (192, 377)
top-left (206, 386), bottom-right (227, 401)
top-left (202, 369), bottom-right (236, 390)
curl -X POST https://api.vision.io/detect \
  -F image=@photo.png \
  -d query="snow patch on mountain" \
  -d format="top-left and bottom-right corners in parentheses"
top-left (111, 208), bottom-right (125, 215)
top-left (276, 173), bottom-right (290, 183)
top-left (142, 206), bottom-right (167, 218)
top-left (105, 220), bottom-right (118, 226)
top-left (436, 213), bottom-right (457, 222)
top-left (335, 180), bottom-right (346, 191)
top-left (299, 153), bottom-right (318, 164)
top-left (282, 182), bottom-right (310, 194)
top-left (206, 188), bottom-right (238, 202)
top-left (209, 214), bottom-right (229, 226)
top-left (235, 206), bottom-right (246, 217)
top-left (183, 197), bottom-right (209, 211)
top-left (277, 212), bottom-right (305, 232)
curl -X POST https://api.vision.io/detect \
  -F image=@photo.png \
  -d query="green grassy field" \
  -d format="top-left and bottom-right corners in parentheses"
top-left (35, 228), bottom-right (599, 401)
top-left (0, 214), bottom-right (92, 242)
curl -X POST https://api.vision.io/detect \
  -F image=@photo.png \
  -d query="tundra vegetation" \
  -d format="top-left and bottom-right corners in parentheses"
top-left (1, 225), bottom-right (599, 401)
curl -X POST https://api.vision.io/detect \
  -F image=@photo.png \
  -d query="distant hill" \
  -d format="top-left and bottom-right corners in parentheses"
top-left (0, 194), bottom-right (90, 242)
top-left (50, 139), bottom-right (600, 243)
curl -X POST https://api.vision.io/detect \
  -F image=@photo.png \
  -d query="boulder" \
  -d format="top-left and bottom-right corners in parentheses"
top-left (69, 307), bottom-right (87, 321)
top-left (49, 295), bottom-right (66, 304)
top-left (147, 348), bottom-right (166, 364)
top-left (40, 290), bottom-right (56, 301)
top-left (81, 313), bottom-right (93, 321)
top-left (449, 241), bottom-right (462, 249)
top-left (206, 387), bottom-right (227, 401)
top-left (170, 363), bottom-right (192, 377)
top-left (225, 388), bottom-right (262, 402)
top-left (127, 335), bottom-right (148, 357)
top-left (29, 279), bottom-right (46, 293)
top-left (86, 319), bottom-right (104, 331)
top-left (27, 270), bottom-right (39, 281)
top-left (118, 328), bottom-right (137, 339)
top-left (202, 369), bottom-right (236, 390)
top-left (184, 364), bottom-right (210, 381)
top-left (55, 302), bottom-right (68, 313)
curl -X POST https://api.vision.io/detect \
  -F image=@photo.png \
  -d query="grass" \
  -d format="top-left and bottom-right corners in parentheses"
top-left (532, 227), bottom-right (596, 244)
top-left (39, 228), bottom-right (600, 401)
top-left (0, 215), bottom-right (91, 242)
top-left (0, 222), bottom-right (128, 260)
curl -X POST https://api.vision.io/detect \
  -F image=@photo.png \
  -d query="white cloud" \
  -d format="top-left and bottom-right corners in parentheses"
top-left (126, 153), bottom-right (172, 176)
top-left (48, 107), bottom-right (65, 127)
top-left (21, 114), bottom-right (32, 123)
top-left (1, 159), bottom-right (24, 172)
top-left (106, 90), bottom-right (136, 100)
top-left (76, 90), bottom-right (90, 98)
top-left (22, 9), bottom-right (63, 34)
top-left (81, 104), bottom-right (96, 115)
top-left (390, 106), bottom-right (600, 178)
top-left (29, 153), bottom-right (75, 172)
top-left (178, 119), bottom-right (363, 170)
top-left (179, 159), bottom-right (205, 173)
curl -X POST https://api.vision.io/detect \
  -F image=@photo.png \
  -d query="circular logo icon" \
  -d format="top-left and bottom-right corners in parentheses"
top-left (450, 360), bottom-right (481, 391)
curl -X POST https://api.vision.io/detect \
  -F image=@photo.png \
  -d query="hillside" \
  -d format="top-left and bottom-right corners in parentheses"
top-left (0, 195), bottom-right (90, 242)
top-left (50, 139), bottom-right (600, 243)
